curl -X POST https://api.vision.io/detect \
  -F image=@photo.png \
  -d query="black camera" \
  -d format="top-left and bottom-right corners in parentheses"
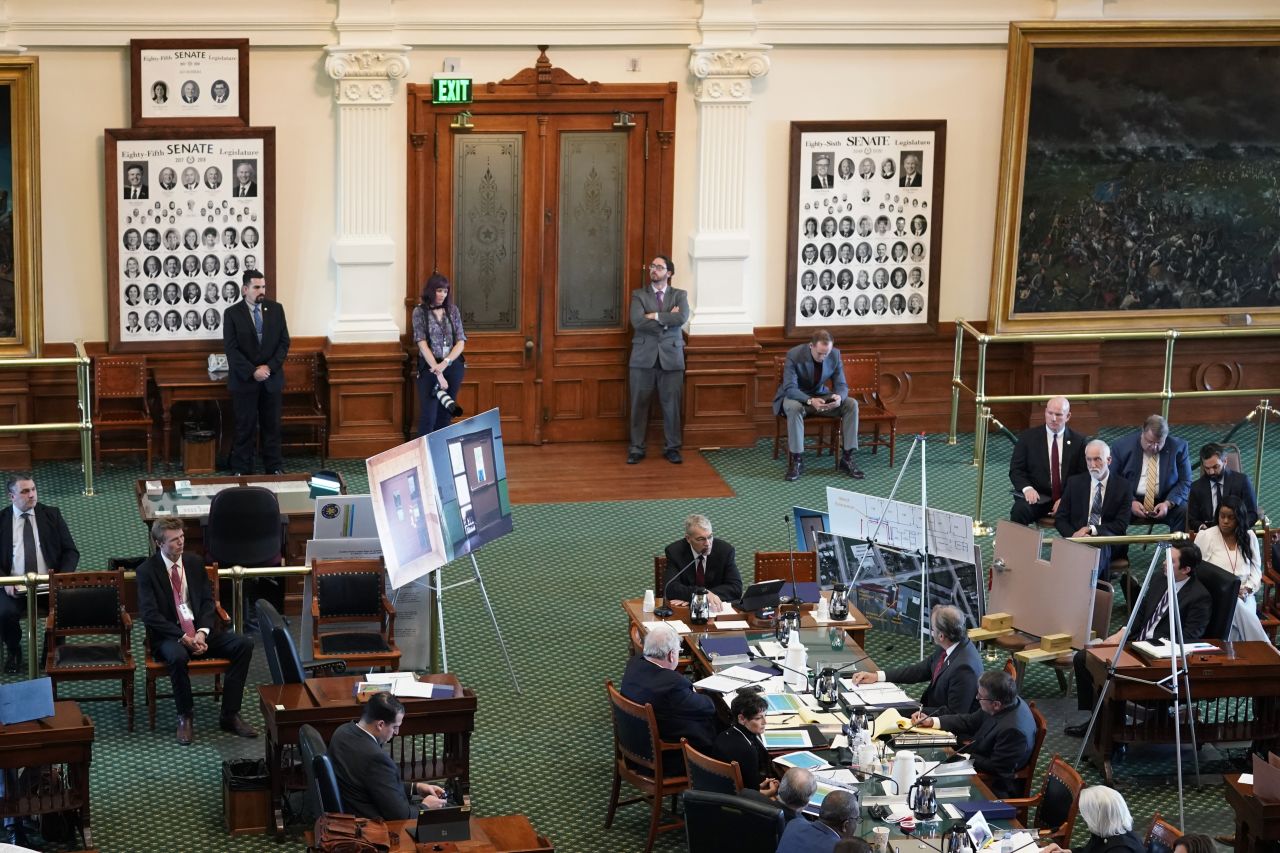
top-left (434, 387), bottom-right (463, 417)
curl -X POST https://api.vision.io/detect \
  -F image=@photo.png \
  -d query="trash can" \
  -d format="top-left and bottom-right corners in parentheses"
top-left (182, 425), bottom-right (216, 475)
top-left (222, 758), bottom-right (270, 835)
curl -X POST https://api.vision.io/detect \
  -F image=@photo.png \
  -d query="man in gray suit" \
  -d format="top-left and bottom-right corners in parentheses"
top-left (772, 330), bottom-right (862, 482)
top-left (628, 254), bottom-right (690, 464)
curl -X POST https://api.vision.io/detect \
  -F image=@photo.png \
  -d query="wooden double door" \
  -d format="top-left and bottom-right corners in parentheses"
top-left (407, 59), bottom-right (676, 444)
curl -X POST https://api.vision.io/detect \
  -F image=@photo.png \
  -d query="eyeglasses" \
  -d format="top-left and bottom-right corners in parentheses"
top-left (648, 263), bottom-right (667, 270)
top-left (689, 534), bottom-right (713, 543)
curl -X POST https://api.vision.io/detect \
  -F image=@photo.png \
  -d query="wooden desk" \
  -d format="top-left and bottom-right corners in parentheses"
top-left (150, 365), bottom-right (231, 463)
top-left (0, 701), bottom-right (95, 850)
top-left (377, 815), bottom-right (552, 853)
top-left (259, 674), bottom-right (476, 837)
top-left (1226, 773), bottom-right (1280, 853)
top-left (1083, 641), bottom-right (1280, 784)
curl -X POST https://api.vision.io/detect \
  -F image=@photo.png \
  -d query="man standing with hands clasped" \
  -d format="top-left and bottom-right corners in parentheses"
top-left (628, 254), bottom-right (689, 465)
top-left (223, 269), bottom-right (290, 475)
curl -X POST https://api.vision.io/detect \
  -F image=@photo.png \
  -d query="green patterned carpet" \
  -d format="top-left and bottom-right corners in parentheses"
top-left (15, 421), bottom-right (1270, 852)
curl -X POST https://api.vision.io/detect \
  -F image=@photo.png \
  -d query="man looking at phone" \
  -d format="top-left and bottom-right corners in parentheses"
top-left (772, 330), bottom-right (862, 482)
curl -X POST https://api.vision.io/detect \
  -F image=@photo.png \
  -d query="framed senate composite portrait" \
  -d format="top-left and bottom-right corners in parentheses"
top-left (989, 21), bottom-right (1280, 333)
top-left (0, 58), bottom-right (42, 358)
top-left (131, 39), bottom-right (249, 127)
top-left (105, 126), bottom-right (275, 353)
top-left (785, 121), bottom-right (945, 339)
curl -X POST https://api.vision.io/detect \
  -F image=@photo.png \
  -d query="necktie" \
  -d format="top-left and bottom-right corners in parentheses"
top-left (931, 652), bottom-right (945, 681)
top-left (1089, 482), bottom-right (1104, 527)
top-left (695, 555), bottom-right (705, 588)
top-left (1143, 454), bottom-right (1158, 513)
top-left (655, 289), bottom-right (664, 311)
top-left (253, 304), bottom-right (263, 343)
top-left (20, 513), bottom-right (35, 575)
top-left (1212, 480), bottom-right (1221, 517)
top-left (1141, 592), bottom-right (1170, 641)
top-left (1050, 432), bottom-right (1062, 503)
top-left (170, 563), bottom-right (196, 637)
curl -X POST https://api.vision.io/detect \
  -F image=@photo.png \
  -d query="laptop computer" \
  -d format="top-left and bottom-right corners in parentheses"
top-left (408, 779), bottom-right (472, 844)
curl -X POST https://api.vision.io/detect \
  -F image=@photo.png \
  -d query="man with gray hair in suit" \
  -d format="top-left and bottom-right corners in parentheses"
top-left (628, 253), bottom-right (690, 465)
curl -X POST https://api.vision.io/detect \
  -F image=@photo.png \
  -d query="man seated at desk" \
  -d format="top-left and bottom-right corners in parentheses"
top-left (329, 692), bottom-right (448, 820)
top-left (776, 789), bottom-right (859, 853)
top-left (910, 670), bottom-right (1036, 799)
top-left (1064, 542), bottom-right (1211, 738)
top-left (620, 622), bottom-right (717, 761)
top-left (662, 513), bottom-right (742, 613)
top-left (850, 604), bottom-right (981, 715)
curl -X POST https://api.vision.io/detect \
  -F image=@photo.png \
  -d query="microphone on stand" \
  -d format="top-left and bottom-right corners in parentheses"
top-left (783, 514), bottom-right (801, 603)
top-left (653, 555), bottom-right (701, 618)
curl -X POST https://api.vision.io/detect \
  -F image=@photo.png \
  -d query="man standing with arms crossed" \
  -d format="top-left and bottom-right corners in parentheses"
top-left (223, 269), bottom-right (290, 475)
top-left (628, 254), bottom-right (689, 465)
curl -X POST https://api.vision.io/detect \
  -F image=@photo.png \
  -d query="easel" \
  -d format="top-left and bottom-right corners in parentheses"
top-left (431, 550), bottom-right (522, 694)
top-left (1074, 542), bottom-right (1198, 827)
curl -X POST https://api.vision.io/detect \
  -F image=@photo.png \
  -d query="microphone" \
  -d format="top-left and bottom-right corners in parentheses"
top-left (912, 739), bottom-right (975, 782)
top-left (654, 554), bottom-right (701, 618)
top-left (783, 514), bottom-right (801, 603)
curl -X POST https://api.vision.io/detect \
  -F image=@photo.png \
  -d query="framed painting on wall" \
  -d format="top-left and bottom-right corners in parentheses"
top-left (784, 120), bottom-right (945, 339)
top-left (988, 21), bottom-right (1280, 333)
top-left (0, 58), bottom-right (43, 358)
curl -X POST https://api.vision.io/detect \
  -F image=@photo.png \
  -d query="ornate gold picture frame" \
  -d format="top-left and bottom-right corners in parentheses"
top-left (0, 58), bottom-right (42, 358)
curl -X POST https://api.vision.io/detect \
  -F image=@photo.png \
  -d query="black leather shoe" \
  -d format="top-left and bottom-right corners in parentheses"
top-left (3, 649), bottom-right (18, 674)
top-left (1063, 722), bottom-right (1089, 738)
top-left (626, 451), bottom-right (645, 465)
top-left (664, 449), bottom-right (683, 464)
top-left (838, 451), bottom-right (865, 480)
top-left (785, 454), bottom-right (804, 482)
top-left (220, 714), bottom-right (258, 738)
top-left (176, 714), bottom-right (194, 745)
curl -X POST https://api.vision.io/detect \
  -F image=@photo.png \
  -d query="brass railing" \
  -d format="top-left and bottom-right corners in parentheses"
top-left (950, 321), bottom-right (1280, 535)
top-left (0, 341), bottom-right (95, 496)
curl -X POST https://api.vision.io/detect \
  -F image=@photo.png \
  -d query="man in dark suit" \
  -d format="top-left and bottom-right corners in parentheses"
top-left (136, 517), bottom-right (255, 744)
top-left (0, 475), bottom-right (79, 672)
top-left (772, 329), bottom-right (862, 482)
top-left (662, 513), bottom-right (743, 610)
top-left (328, 691), bottom-right (447, 820)
top-left (123, 165), bottom-right (148, 200)
top-left (1056, 439), bottom-right (1134, 579)
top-left (810, 155), bottom-right (833, 190)
top-left (913, 670), bottom-right (1036, 799)
top-left (899, 153), bottom-right (923, 187)
top-left (777, 789), bottom-right (858, 853)
top-left (223, 269), bottom-right (290, 475)
top-left (1066, 542), bottom-right (1212, 737)
top-left (1187, 442), bottom-right (1258, 532)
top-left (1009, 396), bottom-right (1088, 525)
top-left (620, 622), bottom-right (717, 766)
top-left (1109, 414), bottom-right (1192, 540)
top-left (628, 254), bottom-right (689, 465)
top-left (233, 162), bottom-right (257, 198)
top-left (852, 605), bottom-right (982, 715)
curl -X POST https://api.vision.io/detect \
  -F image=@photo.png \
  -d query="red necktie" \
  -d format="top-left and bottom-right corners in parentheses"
top-left (170, 563), bottom-right (196, 637)
top-left (695, 555), bottom-right (706, 588)
top-left (931, 653), bottom-right (945, 680)
top-left (1050, 432), bottom-right (1062, 503)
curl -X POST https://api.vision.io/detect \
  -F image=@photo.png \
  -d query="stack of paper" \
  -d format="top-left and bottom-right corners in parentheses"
top-left (840, 681), bottom-right (913, 707)
top-left (1132, 639), bottom-right (1220, 658)
top-left (361, 671), bottom-right (454, 700)
top-left (642, 619), bottom-right (690, 635)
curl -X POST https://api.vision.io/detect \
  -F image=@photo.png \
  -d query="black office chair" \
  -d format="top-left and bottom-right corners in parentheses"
top-left (255, 598), bottom-right (346, 685)
top-left (681, 790), bottom-right (785, 853)
top-left (299, 723), bottom-right (343, 820)
top-left (1196, 561), bottom-right (1241, 640)
top-left (204, 486), bottom-right (287, 621)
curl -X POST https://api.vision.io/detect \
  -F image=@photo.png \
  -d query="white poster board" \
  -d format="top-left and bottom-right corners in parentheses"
top-left (825, 486), bottom-right (974, 563)
top-left (313, 495), bottom-right (378, 540)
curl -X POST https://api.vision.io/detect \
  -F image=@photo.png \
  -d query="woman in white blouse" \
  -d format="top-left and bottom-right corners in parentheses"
top-left (1193, 496), bottom-right (1267, 642)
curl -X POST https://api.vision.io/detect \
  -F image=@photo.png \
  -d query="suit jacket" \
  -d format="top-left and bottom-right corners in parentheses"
top-left (1008, 426), bottom-right (1088, 499)
top-left (123, 185), bottom-right (149, 200)
top-left (1187, 469), bottom-right (1258, 532)
top-left (628, 286), bottom-right (689, 371)
top-left (234, 181), bottom-right (257, 198)
top-left (713, 723), bottom-right (772, 789)
top-left (663, 538), bottom-right (743, 603)
top-left (0, 504), bottom-right (79, 575)
top-left (1078, 832), bottom-right (1146, 853)
top-left (620, 653), bottom-right (717, 753)
top-left (771, 343), bottom-right (850, 416)
top-left (777, 814), bottom-right (842, 853)
top-left (328, 720), bottom-right (416, 821)
top-left (1131, 572), bottom-right (1211, 643)
top-left (222, 298), bottom-right (290, 392)
top-left (900, 173), bottom-right (923, 187)
top-left (1109, 431), bottom-right (1192, 507)
top-left (810, 175), bottom-right (834, 190)
top-left (1055, 473), bottom-right (1133, 540)
top-left (937, 697), bottom-right (1036, 799)
top-left (883, 637), bottom-right (982, 715)
top-left (135, 551), bottom-right (218, 644)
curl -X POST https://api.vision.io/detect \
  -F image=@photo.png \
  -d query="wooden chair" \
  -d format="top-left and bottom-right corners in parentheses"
top-left (144, 565), bottom-right (228, 731)
top-left (770, 356), bottom-right (836, 461)
top-left (44, 570), bottom-right (136, 731)
top-left (1144, 811), bottom-right (1182, 853)
top-left (604, 680), bottom-right (688, 853)
top-left (976, 699), bottom-right (1045, 801)
top-left (310, 559), bottom-right (400, 672)
top-left (92, 355), bottom-right (153, 472)
top-left (280, 353), bottom-right (327, 462)
top-left (681, 739), bottom-right (743, 795)
top-left (753, 551), bottom-right (817, 584)
top-left (1002, 754), bottom-right (1085, 844)
top-left (841, 352), bottom-right (897, 466)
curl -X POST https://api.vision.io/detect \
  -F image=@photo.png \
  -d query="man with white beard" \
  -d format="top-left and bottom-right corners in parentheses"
top-left (1054, 439), bottom-right (1134, 580)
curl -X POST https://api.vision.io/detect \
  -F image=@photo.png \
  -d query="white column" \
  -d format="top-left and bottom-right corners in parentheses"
top-left (687, 46), bottom-right (770, 336)
top-left (323, 46), bottom-right (410, 342)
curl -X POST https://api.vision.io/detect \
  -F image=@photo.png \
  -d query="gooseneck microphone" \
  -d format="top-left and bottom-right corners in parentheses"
top-left (653, 554), bottom-right (701, 618)
top-left (783, 514), bottom-right (801, 602)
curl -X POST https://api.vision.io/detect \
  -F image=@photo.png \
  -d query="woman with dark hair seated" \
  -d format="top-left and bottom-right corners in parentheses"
top-left (713, 690), bottom-right (778, 796)
top-left (1172, 835), bottom-right (1215, 853)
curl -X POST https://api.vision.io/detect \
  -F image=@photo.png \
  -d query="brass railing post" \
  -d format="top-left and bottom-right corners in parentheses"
top-left (973, 336), bottom-right (988, 466)
top-left (973, 406), bottom-right (993, 536)
top-left (1256, 399), bottom-right (1273, 513)
top-left (1160, 331), bottom-right (1177, 423)
top-left (25, 571), bottom-right (38, 679)
top-left (949, 322), bottom-right (964, 445)
top-left (75, 341), bottom-right (95, 496)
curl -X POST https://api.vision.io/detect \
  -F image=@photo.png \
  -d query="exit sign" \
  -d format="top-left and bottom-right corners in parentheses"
top-left (433, 76), bottom-right (473, 105)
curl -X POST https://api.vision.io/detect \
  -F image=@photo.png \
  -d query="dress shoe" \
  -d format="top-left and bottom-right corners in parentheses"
top-left (176, 714), bottom-right (194, 745)
top-left (785, 453), bottom-right (804, 482)
top-left (220, 713), bottom-right (258, 738)
top-left (268, 468), bottom-right (285, 475)
top-left (3, 649), bottom-right (18, 674)
top-left (626, 451), bottom-right (645, 465)
top-left (664, 449), bottom-right (683, 464)
top-left (837, 450), bottom-right (865, 480)
top-left (1063, 722), bottom-right (1089, 738)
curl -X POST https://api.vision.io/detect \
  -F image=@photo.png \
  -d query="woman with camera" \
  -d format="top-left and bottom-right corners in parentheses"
top-left (413, 272), bottom-right (467, 436)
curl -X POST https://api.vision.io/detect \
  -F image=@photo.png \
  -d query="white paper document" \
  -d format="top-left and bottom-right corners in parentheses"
top-left (643, 620), bottom-right (690, 635)
top-left (715, 620), bottom-right (750, 630)
top-left (693, 674), bottom-right (752, 694)
top-left (719, 665), bottom-right (772, 683)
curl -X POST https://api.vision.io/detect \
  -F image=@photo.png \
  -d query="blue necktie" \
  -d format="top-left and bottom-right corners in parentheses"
top-left (253, 304), bottom-right (263, 342)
